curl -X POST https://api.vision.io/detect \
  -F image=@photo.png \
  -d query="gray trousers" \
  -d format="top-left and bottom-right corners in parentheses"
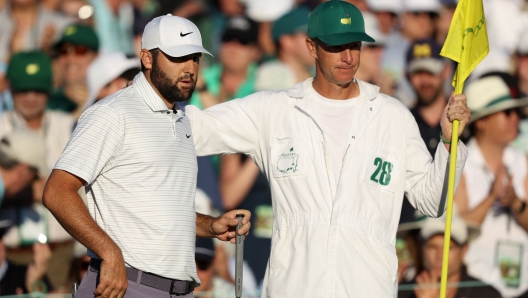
top-left (74, 264), bottom-right (194, 298)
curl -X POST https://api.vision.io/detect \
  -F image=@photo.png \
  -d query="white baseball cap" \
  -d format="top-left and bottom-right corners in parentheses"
top-left (363, 12), bottom-right (387, 46)
top-left (366, 0), bottom-right (402, 14)
top-left (246, 0), bottom-right (294, 22)
top-left (402, 0), bottom-right (441, 13)
top-left (84, 51), bottom-right (140, 111)
top-left (0, 130), bottom-right (47, 176)
top-left (141, 14), bottom-right (212, 58)
top-left (420, 213), bottom-right (480, 245)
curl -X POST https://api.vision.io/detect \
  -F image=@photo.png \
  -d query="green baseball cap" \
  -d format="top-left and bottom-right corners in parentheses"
top-left (55, 24), bottom-right (99, 51)
top-left (272, 7), bottom-right (310, 41)
top-left (308, 0), bottom-right (375, 46)
top-left (7, 51), bottom-right (53, 94)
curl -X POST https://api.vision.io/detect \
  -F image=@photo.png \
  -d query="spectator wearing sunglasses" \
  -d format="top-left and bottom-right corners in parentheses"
top-left (0, 51), bottom-right (75, 291)
top-left (454, 75), bottom-right (528, 297)
top-left (48, 24), bottom-right (99, 119)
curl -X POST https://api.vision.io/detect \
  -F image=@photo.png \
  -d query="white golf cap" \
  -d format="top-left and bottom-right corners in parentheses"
top-left (246, 0), bottom-right (294, 22)
top-left (402, 0), bottom-right (441, 13)
top-left (0, 130), bottom-right (47, 176)
top-left (84, 51), bottom-right (140, 111)
top-left (366, 0), bottom-right (402, 14)
top-left (420, 213), bottom-right (480, 245)
top-left (363, 12), bottom-right (387, 46)
top-left (141, 14), bottom-right (212, 58)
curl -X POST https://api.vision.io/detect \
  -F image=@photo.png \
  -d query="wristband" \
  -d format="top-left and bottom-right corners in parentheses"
top-left (440, 132), bottom-right (451, 144)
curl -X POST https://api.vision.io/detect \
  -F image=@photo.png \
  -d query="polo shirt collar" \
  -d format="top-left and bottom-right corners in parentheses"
top-left (132, 72), bottom-right (172, 112)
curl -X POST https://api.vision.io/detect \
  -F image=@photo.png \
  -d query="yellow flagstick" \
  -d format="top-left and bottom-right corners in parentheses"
top-left (439, 0), bottom-right (489, 296)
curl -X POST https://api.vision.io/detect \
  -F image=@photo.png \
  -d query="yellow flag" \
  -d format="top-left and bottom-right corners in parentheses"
top-left (440, 0), bottom-right (489, 94)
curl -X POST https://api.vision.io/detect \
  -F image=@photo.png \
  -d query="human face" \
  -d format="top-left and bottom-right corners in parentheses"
top-left (402, 12), bottom-right (435, 40)
top-left (374, 11), bottom-right (397, 35)
top-left (219, 40), bottom-right (259, 73)
top-left (308, 39), bottom-right (362, 86)
top-left (149, 50), bottom-right (201, 104)
top-left (423, 235), bottom-right (466, 277)
top-left (409, 70), bottom-right (443, 107)
top-left (359, 45), bottom-right (383, 76)
top-left (57, 43), bottom-right (97, 85)
top-left (291, 33), bottom-right (314, 67)
top-left (477, 108), bottom-right (520, 144)
top-left (13, 91), bottom-right (48, 120)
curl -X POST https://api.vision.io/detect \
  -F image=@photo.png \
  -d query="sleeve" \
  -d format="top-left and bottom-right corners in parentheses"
top-left (404, 110), bottom-right (468, 218)
top-left (185, 92), bottom-right (264, 158)
top-left (54, 105), bottom-right (124, 185)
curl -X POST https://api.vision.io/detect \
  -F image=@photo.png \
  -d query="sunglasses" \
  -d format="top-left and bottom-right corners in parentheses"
top-left (58, 44), bottom-right (91, 56)
top-left (196, 258), bottom-right (213, 271)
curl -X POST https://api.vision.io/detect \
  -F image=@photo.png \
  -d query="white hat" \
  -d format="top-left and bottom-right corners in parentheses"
top-left (245, 0), bottom-right (294, 22)
top-left (420, 214), bottom-right (480, 244)
top-left (366, 0), bottom-right (402, 14)
top-left (465, 76), bottom-right (528, 123)
top-left (363, 12), bottom-right (387, 46)
top-left (402, 0), bottom-right (441, 13)
top-left (84, 52), bottom-right (140, 111)
top-left (0, 130), bottom-right (47, 176)
top-left (142, 14), bottom-right (212, 58)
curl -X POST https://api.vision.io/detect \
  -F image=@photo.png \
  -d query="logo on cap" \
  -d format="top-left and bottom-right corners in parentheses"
top-left (26, 64), bottom-right (39, 75)
top-left (341, 18), bottom-right (352, 24)
top-left (65, 26), bottom-right (77, 36)
top-left (180, 32), bottom-right (193, 37)
top-left (413, 44), bottom-right (432, 59)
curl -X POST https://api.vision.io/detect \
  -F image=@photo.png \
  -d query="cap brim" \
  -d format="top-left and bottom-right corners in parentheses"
top-left (407, 59), bottom-right (444, 75)
top-left (160, 44), bottom-right (213, 58)
top-left (317, 32), bottom-right (375, 46)
top-left (470, 97), bottom-right (528, 123)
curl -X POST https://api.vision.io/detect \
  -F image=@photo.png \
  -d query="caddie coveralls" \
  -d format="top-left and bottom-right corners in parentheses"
top-left (186, 79), bottom-right (468, 298)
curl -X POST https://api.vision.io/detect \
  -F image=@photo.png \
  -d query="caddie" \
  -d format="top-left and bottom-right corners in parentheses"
top-left (185, 1), bottom-right (471, 297)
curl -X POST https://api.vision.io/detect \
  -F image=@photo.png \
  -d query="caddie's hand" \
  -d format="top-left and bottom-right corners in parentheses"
top-left (440, 93), bottom-right (471, 142)
top-left (211, 209), bottom-right (251, 244)
top-left (413, 270), bottom-right (440, 298)
top-left (94, 249), bottom-right (128, 298)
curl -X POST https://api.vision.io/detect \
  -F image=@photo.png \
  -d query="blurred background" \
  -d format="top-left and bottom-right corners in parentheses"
top-left (0, 0), bottom-right (528, 297)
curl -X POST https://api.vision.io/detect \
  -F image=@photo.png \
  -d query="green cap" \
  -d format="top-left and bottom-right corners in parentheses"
top-left (308, 0), bottom-right (375, 46)
top-left (7, 51), bottom-right (53, 94)
top-left (55, 24), bottom-right (99, 51)
top-left (272, 7), bottom-right (310, 41)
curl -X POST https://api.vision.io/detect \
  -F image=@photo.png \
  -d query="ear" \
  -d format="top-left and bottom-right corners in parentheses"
top-left (140, 49), bottom-right (153, 71)
top-left (306, 37), bottom-right (318, 59)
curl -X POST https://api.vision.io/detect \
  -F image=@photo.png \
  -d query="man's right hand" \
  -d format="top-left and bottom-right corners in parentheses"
top-left (93, 249), bottom-right (128, 298)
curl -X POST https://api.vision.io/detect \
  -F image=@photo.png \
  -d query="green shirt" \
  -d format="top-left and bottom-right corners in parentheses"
top-left (48, 88), bottom-right (77, 112)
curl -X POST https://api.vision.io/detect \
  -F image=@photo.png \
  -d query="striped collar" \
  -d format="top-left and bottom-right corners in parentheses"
top-left (132, 72), bottom-right (172, 112)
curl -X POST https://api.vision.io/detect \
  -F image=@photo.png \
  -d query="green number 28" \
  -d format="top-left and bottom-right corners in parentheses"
top-left (370, 157), bottom-right (393, 186)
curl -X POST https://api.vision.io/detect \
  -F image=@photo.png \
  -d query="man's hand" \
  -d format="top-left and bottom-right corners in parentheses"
top-left (196, 210), bottom-right (251, 243)
top-left (413, 270), bottom-right (440, 298)
top-left (440, 94), bottom-right (471, 145)
top-left (25, 243), bottom-right (51, 292)
top-left (93, 248), bottom-right (128, 298)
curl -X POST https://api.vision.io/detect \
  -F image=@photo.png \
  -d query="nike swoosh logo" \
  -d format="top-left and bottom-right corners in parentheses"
top-left (180, 32), bottom-right (193, 37)
top-left (186, 134), bottom-right (191, 138)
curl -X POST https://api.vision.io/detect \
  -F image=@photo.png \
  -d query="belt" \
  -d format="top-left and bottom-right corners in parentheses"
top-left (89, 259), bottom-right (195, 296)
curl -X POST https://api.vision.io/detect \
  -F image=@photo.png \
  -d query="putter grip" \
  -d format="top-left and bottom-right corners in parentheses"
top-left (235, 214), bottom-right (245, 298)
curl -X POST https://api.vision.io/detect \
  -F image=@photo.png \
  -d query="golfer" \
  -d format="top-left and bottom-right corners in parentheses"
top-left (43, 15), bottom-right (251, 298)
top-left (185, 1), bottom-right (470, 297)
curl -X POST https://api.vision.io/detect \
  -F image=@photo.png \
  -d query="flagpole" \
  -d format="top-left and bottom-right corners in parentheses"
top-left (439, 65), bottom-right (463, 298)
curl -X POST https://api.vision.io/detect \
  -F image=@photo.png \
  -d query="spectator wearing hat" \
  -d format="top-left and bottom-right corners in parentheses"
top-left (83, 51), bottom-right (140, 111)
top-left (47, 24), bottom-right (99, 118)
top-left (0, 0), bottom-right (72, 64)
top-left (398, 214), bottom-right (501, 298)
top-left (512, 17), bottom-right (528, 154)
top-left (0, 50), bottom-right (75, 291)
top-left (365, 0), bottom-right (402, 37)
top-left (254, 7), bottom-right (313, 92)
top-left (382, 0), bottom-right (440, 107)
top-left (454, 76), bottom-right (528, 297)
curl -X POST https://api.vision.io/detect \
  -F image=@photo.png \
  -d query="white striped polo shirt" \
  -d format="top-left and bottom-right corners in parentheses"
top-left (54, 72), bottom-right (199, 282)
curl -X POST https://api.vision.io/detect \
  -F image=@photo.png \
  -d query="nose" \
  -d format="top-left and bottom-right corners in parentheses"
top-left (182, 58), bottom-right (197, 76)
top-left (341, 49), bottom-right (353, 64)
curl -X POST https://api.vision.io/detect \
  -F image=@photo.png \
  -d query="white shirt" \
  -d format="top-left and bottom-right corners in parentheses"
top-left (464, 139), bottom-right (528, 297)
top-left (186, 78), bottom-right (468, 297)
top-left (54, 72), bottom-right (199, 282)
top-left (313, 90), bottom-right (356, 190)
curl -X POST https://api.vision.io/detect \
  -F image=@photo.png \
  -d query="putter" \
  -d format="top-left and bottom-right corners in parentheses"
top-left (72, 282), bottom-right (78, 298)
top-left (235, 214), bottom-right (245, 298)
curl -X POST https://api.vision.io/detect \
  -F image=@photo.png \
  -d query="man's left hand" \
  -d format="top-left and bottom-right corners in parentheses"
top-left (440, 94), bottom-right (471, 142)
top-left (210, 210), bottom-right (251, 244)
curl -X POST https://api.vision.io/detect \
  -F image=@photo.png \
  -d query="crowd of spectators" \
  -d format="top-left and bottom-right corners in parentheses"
top-left (0, 0), bottom-right (527, 297)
